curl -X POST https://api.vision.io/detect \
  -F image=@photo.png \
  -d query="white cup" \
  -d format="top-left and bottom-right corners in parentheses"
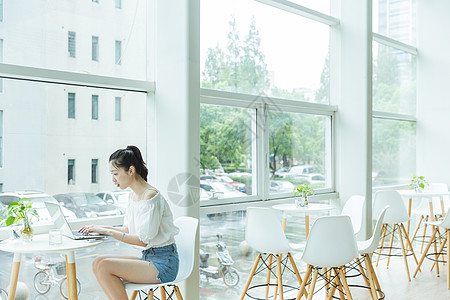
top-left (49, 229), bottom-right (62, 245)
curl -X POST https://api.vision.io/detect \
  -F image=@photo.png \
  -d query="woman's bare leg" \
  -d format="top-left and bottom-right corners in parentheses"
top-left (93, 256), bottom-right (161, 300)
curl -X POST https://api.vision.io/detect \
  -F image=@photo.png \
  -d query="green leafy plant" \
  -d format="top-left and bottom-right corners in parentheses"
top-left (293, 183), bottom-right (314, 207)
top-left (409, 175), bottom-right (429, 190)
top-left (0, 198), bottom-right (38, 240)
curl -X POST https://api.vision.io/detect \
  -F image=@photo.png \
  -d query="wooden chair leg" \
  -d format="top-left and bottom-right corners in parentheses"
top-left (367, 254), bottom-right (383, 298)
top-left (287, 253), bottom-right (308, 299)
top-left (400, 224), bottom-right (420, 268)
top-left (334, 268), bottom-right (345, 300)
top-left (130, 290), bottom-right (139, 300)
top-left (265, 254), bottom-right (273, 299)
top-left (160, 286), bottom-right (166, 300)
top-left (355, 258), bottom-right (371, 292)
top-left (376, 224), bottom-right (388, 267)
top-left (306, 268), bottom-right (319, 300)
top-left (447, 230), bottom-right (450, 290)
top-left (432, 233), bottom-right (448, 273)
top-left (337, 267), bottom-right (353, 300)
top-left (276, 255), bottom-right (284, 300)
top-left (364, 254), bottom-right (378, 300)
top-left (296, 265), bottom-right (312, 300)
top-left (387, 225), bottom-right (396, 267)
top-left (397, 224), bottom-right (411, 281)
top-left (240, 254), bottom-right (262, 300)
top-left (420, 217), bottom-right (429, 253)
top-left (148, 289), bottom-right (154, 299)
top-left (173, 286), bottom-right (183, 300)
top-left (414, 226), bottom-right (438, 278)
top-left (326, 270), bottom-right (339, 300)
top-left (410, 215), bottom-right (424, 248)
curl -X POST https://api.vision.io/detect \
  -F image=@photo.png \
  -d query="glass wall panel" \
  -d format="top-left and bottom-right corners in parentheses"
top-left (200, 104), bottom-right (255, 202)
top-left (373, 0), bottom-right (416, 45)
top-left (0, 79), bottom-right (146, 225)
top-left (269, 110), bottom-right (331, 194)
top-left (373, 42), bottom-right (416, 115)
top-left (200, 0), bottom-right (330, 103)
top-left (372, 118), bottom-right (416, 186)
top-left (0, 1), bottom-right (148, 80)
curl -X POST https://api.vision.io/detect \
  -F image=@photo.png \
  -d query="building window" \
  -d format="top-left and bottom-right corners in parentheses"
top-left (92, 95), bottom-right (99, 120)
top-left (92, 0), bottom-right (99, 3)
top-left (115, 97), bottom-right (121, 121)
top-left (91, 159), bottom-right (98, 184)
top-left (0, 184), bottom-right (3, 192)
top-left (68, 31), bottom-right (76, 58)
top-left (0, 0), bottom-right (3, 22)
top-left (68, 159), bottom-right (75, 184)
top-left (92, 36), bottom-right (99, 61)
top-left (115, 40), bottom-right (122, 65)
top-left (0, 110), bottom-right (3, 168)
top-left (115, 0), bottom-right (122, 9)
top-left (68, 93), bottom-right (75, 119)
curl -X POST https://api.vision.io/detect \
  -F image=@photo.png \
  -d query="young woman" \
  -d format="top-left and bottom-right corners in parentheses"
top-left (78, 145), bottom-right (180, 300)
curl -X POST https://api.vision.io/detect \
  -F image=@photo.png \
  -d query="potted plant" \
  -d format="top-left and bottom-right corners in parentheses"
top-left (409, 175), bottom-right (429, 192)
top-left (293, 183), bottom-right (314, 207)
top-left (0, 198), bottom-right (39, 241)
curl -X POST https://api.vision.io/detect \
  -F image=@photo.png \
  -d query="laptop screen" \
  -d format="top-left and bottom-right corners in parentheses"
top-left (45, 202), bottom-right (74, 238)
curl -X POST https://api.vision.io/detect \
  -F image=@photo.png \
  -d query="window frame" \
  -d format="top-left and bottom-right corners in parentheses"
top-left (115, 97), bottom-right (122, 121)
top-left (92, 36), bottom-right (99, 62)
top-left (68, 92), bottom-right (76, 119)
top-left (92, 94), bottom-right (99, 120)
top-left (68, 31), bottom-right (76, 58)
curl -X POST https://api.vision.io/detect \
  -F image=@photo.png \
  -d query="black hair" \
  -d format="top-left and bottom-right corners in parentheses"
top-left (109, 145), bottom-right (148, 181)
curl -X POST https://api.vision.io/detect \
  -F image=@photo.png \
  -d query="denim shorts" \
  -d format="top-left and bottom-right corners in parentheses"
top-left (141, 244), bottom-right (179, 283)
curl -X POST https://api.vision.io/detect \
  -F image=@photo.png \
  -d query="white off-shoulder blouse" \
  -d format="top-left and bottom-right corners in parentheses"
top-left (123, 189), bottom-right (179, 249)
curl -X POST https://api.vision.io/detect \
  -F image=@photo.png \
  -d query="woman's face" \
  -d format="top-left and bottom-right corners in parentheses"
top-left (109, 162), bottom-right (133, 190)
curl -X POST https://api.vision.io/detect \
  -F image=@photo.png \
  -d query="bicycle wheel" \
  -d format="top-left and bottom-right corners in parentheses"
top-left (34, 271), bottom-right (51, 294)
top-left (60, 277), bottom-right (81, 299)
top-left (0, 288), bottom-right (8, 300)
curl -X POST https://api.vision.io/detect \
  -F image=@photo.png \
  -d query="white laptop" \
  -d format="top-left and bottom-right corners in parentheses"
top-left (45, 202), bottom-right (106, 240)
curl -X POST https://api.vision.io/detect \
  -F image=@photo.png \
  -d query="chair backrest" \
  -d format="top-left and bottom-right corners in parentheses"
top-left (246, 207), bottom-right (292, 254)
top-left (428, 183), bottom-right (449, 214)
top-left (373, 190), bottom-right (409, 224)
top-left (341, 195), bottom-right (365, 235)
top-left (301, 215), bottom-right (358, 267)
top-left (173, 216), bottom-right (198, 281)
top-left (360, 205), bottom-right (390, 254)
top-left (436, 206), bottom-right (450, 229)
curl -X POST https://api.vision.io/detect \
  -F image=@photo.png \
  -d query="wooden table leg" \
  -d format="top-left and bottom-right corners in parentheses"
top-left (305, 215), bottom-right (310, 239)
top-left (7, 253), bottom-right (21, 300)
top-left (282, 217), bottom-right (287, 232)
top-left (66, 252), bottom-right (78, 300)
top-left (407, 197), bottom-right (412, 236)
top-left (447, 230), bottom-right (450, 289)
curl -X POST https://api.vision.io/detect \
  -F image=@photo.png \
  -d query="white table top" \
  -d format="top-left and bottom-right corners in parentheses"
top-left (0, 234), bottom-right (104, 254)
top-left (397, 189), bottom-right (450, 198)
top-left (272, 203), bottom-right (334, 214)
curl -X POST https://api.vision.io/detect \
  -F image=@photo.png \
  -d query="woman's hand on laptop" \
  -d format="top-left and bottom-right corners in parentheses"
top-left (78, 225), bottom-right (110, 236)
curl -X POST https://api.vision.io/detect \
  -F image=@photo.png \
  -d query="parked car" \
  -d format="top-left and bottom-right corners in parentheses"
top-left (280, 165), bottom-right (320, 179)
top-left (0, 191), bottom-right (76, 224)
top-left (274, 167), bottom-right (290, 178)
top-left (200, 175), bottom-right (246, 193)
top-left (297, 173), bottom-right (326, 186)
top-left (96, 190), bottom-right (130, 213)
top-left (270, 180), bottom-right (295, 193)
top-left (200, 181), bottom-right (246, 200)
top-left (54, 192), bottom-right (122, 218)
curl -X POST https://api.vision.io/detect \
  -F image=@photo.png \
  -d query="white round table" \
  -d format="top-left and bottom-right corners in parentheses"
top-left (272, 203), bottom-right (334, 238)
top-left (0, 234), bottom-right (104, 300)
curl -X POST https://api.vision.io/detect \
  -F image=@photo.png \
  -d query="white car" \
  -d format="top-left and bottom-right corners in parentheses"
top-left (0, 191), bottom-right (77, 224)
top-left (297, 173), bottom-right (326, 186)
top-left (96, 191), bottom-right (130, 213)
top-left (270, 180), bottom-right (295, 193)
top-left (200, 181), bottom-right (246, 200)
top-left (280, 165), bottom-right (320, 179)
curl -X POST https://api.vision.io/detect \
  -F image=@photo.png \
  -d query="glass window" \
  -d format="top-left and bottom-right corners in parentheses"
top-left (269, 110), bottom-right (332, 194)
top-left (115, 40), bottom-right (122, 65)
top-left (115, 97), bottom-right (121, 121)
top-left (0, 110), bottom-right (3, 168)
top-left (68, 159), bottom-right (75, 184)
top-left (0, 38), bottom-right (3, 93)
top-left (92, 36), bottom-right (99, 61)
top-left (200, 104), bottom-right (254, 202)
top-left (91, 159), bottom-right (98, 184)
top-left (92, 95), bottom-right (99, 120)
top-left (68, 92), bottom-right (75, 119)
top-left (372, 118), bottom-right (416, 186)
top-left (115, 0), bottom-right (122, 9)
top-left (0, 0), bottom-right (3, 22)
top-left (373, 42), bottom-right (416, 115)
top-left (68, 31), bottom-right (76, 58)
top-left (373, 0), bottom-right (416, 45)
top-left (200, 0), bottom-right (330, 103)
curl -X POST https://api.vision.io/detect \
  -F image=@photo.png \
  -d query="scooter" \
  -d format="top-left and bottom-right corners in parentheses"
top-left (200, 234), bottom-right (240, 287)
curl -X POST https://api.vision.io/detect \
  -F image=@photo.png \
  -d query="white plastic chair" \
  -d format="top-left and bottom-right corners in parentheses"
top-left (295, 216), bottom-right (358, 300)
top-left (356, 206), bottom-right (389, 300)
top-left (341, 195), bottom-right (365, 237)
top-left (241, 207), bottom-right (307, 300)
top-left (372, 190), bottom-right (419, 282)
top-left (411, 183), bottom-right (449, 252)
top-left (413, 206), bottom-right (450, 287)
top-left (124, 216), bottom-right (198, 300)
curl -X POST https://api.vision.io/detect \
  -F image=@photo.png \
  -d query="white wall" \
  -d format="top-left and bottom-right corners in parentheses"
top-left (416, 0), bottom-right (450, 185)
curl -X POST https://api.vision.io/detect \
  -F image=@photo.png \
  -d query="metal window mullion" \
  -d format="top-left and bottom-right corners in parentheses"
top-left (372, 110), bottom-right (416, 122)
top-left (373, 32), bottom-right (417, 55)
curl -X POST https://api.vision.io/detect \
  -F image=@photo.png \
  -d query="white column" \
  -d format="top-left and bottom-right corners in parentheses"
top-left (337, 0), bottom-right (372, 239)
top-left (148, 0), bottom-right (200, 298)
